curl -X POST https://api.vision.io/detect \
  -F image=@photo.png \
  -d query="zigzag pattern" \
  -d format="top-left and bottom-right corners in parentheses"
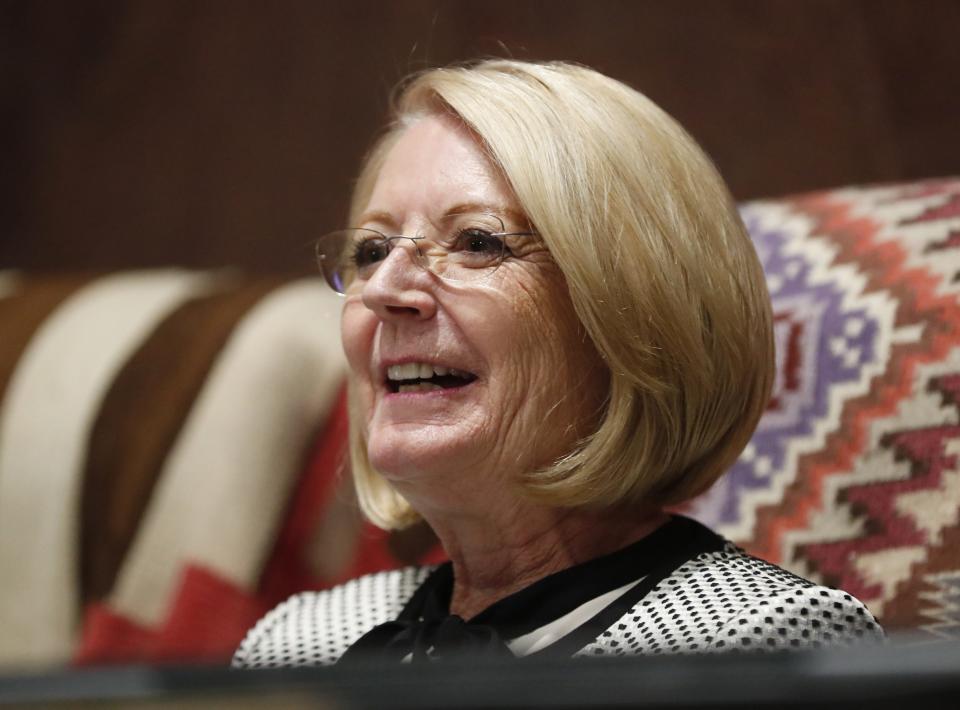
top-left (795, 374), bottom-right (960, 605)
top-left (690, 179), bottom-right (960, 633)
top-left (917, 571), bottom-right (960, 640)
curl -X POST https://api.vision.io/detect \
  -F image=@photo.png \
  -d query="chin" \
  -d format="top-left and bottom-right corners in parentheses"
top-left (366, 427), bottom-right (474, 483)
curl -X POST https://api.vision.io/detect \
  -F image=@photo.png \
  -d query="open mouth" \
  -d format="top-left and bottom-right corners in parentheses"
top-left (386, 362), bottom-right (478, 394)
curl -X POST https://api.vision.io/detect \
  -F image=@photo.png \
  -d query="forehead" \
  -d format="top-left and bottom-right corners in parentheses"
top-left (362, 114), bottom-right (519, 227)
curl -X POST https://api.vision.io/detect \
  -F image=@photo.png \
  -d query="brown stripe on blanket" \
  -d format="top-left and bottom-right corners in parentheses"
top-left (0, 274), bottom-right (96, 408)
top-left (79, 276), bottom-right (290, 605)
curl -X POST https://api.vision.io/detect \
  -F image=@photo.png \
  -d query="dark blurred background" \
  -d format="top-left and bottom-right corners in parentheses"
top-left (3, 0), bottom-right (959, 273)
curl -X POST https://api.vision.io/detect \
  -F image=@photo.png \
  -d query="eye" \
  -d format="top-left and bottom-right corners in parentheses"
top-left (453, 228), bottom-right (505, 255)
top-left (353, 237), bottom-right (390, 267)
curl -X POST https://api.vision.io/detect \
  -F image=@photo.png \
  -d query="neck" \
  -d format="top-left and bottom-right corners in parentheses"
top-left (420, 501), bottom-right (669, 620)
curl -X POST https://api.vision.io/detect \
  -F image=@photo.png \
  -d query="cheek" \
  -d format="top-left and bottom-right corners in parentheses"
top-left (340, 300), bottom-right (377, 390)
top-left (506, 273), bottom-right (580, 370)
top-left (505, 274), bottom-right (607, 425)
top-left (466, 268), bottom-right (601, 403)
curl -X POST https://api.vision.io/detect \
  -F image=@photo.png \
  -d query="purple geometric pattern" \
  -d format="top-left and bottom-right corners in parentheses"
top-left (689, 203), bottom-right (887, 534)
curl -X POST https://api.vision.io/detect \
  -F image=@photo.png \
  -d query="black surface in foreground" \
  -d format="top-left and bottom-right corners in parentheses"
top-left (1, 640), bottom-right (959, 708)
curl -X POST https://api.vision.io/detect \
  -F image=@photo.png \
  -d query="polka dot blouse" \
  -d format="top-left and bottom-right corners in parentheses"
top-left (233, 516), bottom-right (883, 668)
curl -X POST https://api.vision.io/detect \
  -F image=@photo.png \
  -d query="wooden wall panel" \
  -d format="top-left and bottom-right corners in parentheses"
top-left (2, 0), bottom-right (958, 271)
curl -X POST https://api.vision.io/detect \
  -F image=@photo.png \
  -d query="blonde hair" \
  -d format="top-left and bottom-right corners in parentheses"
top-left (347, 60), bottom-right (774, 529)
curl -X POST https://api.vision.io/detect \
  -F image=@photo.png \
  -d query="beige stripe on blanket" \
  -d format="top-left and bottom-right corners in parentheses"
top-left (0, 271), bottom-right (222, 667)
top-left (109, 279), bottom-right (346, 627)
top-left (79, 277), bottom-right (291, 606)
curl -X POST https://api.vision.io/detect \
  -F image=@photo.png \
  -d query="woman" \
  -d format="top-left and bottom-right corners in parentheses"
top-left (234, 60), bottom-right (882, 667)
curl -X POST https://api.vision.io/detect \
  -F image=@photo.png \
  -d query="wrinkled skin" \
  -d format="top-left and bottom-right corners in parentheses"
top-left (340, 113), bottom-right (609, 520)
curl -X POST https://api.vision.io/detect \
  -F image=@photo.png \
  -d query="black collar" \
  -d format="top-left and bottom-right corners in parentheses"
top-left (341, 514), bottom-right (724, 663)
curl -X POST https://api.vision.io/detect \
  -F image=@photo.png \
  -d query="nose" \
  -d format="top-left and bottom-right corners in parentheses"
top-left (360, 241), bottom-right (438, 321)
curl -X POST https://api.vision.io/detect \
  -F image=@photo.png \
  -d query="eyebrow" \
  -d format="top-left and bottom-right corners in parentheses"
top-left (355, 210), bottom-right (399, 230)
top-left (356, 203), bottom-right (530, 231)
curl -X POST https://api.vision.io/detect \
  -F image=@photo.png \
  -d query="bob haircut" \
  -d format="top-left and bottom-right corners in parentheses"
top-left (345, 59), bottom-right (774, 530)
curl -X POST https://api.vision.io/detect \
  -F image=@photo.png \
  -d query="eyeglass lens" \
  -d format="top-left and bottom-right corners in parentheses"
top-left (316, 213), bottom-right (532, 294)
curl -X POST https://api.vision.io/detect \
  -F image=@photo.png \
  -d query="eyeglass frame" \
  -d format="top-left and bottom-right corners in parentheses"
top-left (314, 216), bottom-right (539, 295)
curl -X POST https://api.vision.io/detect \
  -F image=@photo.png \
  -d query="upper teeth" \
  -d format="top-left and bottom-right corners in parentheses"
top-left (387, 362), bottom-right (468, 381)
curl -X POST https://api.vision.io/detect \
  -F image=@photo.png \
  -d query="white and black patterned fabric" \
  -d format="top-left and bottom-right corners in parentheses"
top-left (233, 517), bottom-right (883, 668)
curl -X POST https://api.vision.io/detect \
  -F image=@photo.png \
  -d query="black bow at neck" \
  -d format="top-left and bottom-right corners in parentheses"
top-left (339, 515), bottom-right (724, 664)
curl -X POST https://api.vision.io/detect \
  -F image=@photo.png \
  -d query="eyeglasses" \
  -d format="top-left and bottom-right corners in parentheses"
top-left (315, 213), bottom-right (538, 294)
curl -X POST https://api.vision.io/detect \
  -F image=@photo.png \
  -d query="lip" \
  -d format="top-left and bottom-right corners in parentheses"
top-left (382, 378), bottom-right (480, 400)
top-left (378, 357), bottom-right (479, 380)
top-left (377, 357), bottom-right (481, 397)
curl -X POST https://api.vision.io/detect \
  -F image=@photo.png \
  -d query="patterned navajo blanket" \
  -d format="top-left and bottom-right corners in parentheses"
top-left (0, 178), bottom-right (958, 666)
